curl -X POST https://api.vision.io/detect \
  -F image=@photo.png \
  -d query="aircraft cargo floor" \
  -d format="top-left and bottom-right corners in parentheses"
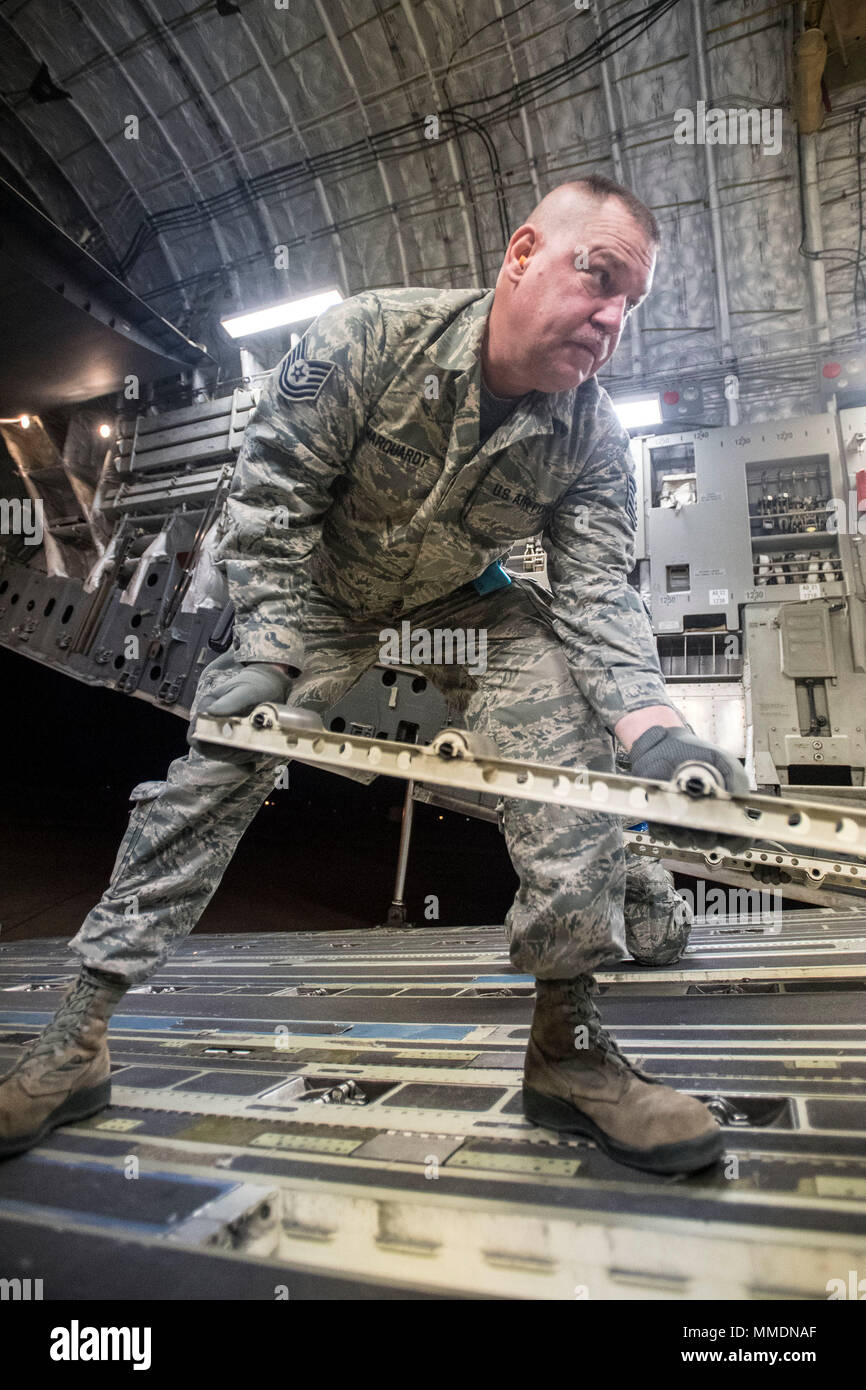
top-left (1, 908), bottom-right (865, 1301)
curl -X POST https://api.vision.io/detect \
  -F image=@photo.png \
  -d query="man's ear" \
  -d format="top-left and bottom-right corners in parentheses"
top-left (508, 226), bottom-right (536, 280)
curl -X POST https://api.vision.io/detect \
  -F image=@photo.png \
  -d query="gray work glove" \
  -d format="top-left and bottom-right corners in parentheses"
top-left (629, 724), bottom-right (753, 854)
top-left (189, 662), bottom-right (292, 764)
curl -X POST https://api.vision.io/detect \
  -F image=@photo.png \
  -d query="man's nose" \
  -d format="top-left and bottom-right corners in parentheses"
top-left (590, 294), bottom-right (628, 336)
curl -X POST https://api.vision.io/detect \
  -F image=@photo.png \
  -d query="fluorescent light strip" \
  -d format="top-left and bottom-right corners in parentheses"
top-left (221, 289), bottom-right (343, 339)
top-left (613, 394), bottom-right (662, 429)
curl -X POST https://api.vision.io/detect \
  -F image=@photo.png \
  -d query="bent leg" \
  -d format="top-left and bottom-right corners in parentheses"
top-left (405, 582), bottom-right (723, 1175)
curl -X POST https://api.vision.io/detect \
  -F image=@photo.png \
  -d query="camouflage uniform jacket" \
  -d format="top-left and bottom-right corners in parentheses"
top-left (214, 286), bottom-right (675, 731)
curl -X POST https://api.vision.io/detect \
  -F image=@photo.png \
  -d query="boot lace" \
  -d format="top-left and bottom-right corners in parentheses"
top-left (566, 974), bottom-right (651, 1081)
top-left (16, 976), bottom-right (112, 1067)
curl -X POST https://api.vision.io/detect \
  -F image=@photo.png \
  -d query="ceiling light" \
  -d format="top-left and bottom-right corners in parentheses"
top-left (612, 394), bottom-right (662, 429)
top-left (98, 423), bottom-right (112, 438)
top-left (221, 290), bottom-right (343, 339)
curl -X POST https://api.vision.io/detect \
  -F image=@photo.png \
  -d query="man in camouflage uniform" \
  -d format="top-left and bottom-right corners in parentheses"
top-left (0, 175), bottom-right (747, 1173)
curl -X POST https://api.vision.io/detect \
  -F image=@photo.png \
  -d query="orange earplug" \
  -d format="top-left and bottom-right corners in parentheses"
top-left (518, 255), bottom-right (527, 267)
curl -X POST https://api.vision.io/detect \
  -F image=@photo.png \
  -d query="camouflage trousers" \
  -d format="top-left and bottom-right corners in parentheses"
top-left (69, 578), bottom-right (689, 987)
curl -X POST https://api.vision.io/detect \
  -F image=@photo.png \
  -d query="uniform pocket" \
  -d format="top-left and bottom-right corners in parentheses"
top-left (354, 431), bottom-right (443, 512)
top-left (107, 781), bottom-right (165, 888)
top-left (461, 482), bottom-right (553, 545)
top-left (459, 451), bottom-right (560, 542)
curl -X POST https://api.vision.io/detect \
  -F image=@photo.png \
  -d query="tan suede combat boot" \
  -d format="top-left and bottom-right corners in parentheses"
top-left (523, 976), bottom-right (723, 1174)
top-left (0, 967), bottom-right (128, 1158)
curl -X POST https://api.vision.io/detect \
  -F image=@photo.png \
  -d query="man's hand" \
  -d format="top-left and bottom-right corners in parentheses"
top-left (629, 724), bottom-right (754, 854)
top-left (614, 705), bottom-right (685, 750)
top-left (189, 662), bottom-right (293, 764)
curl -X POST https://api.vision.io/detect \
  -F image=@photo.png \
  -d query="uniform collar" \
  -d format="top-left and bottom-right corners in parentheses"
top-left (424, 286), bottom-right (591, 437)
top-left (425, 288), bottom-right (496, 371)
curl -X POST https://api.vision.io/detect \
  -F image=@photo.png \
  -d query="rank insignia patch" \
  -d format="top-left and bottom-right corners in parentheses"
top-left (277, 340), bottom-right (335, 402)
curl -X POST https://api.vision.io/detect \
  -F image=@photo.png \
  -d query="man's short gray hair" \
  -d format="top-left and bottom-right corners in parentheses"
top-left (559, 174), bottom-right (660, 246)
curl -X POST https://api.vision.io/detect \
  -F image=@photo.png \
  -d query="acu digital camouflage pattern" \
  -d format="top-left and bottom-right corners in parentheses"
top-left (215, 287), bottom-right (678, 732)
top-left (70, 579), bottom-right (686, 985)
top-left (69, 286), bottom-right (686, 986)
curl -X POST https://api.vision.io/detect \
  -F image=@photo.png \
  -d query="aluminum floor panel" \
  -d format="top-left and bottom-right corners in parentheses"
top-left (1, 914), bottom-right (864, 1299)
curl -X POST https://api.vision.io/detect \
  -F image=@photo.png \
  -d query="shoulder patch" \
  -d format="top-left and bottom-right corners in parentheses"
top-left (277, 339), bottom-right (335, 402)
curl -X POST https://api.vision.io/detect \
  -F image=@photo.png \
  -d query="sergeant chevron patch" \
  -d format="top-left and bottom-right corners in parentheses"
top-left (277, 340), bottom-right (335, 402)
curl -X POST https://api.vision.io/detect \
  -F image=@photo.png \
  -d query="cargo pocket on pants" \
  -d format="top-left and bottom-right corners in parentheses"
top-left (107, 781), bottom-right (165, 888)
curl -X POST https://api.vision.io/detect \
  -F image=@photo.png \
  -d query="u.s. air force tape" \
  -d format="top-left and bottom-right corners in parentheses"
top-left (277, 340), bottom-right (335, 402)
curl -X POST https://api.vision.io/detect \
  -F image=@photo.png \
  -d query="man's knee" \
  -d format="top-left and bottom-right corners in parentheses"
top-left (624, 857), bottom-right (692, 965)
